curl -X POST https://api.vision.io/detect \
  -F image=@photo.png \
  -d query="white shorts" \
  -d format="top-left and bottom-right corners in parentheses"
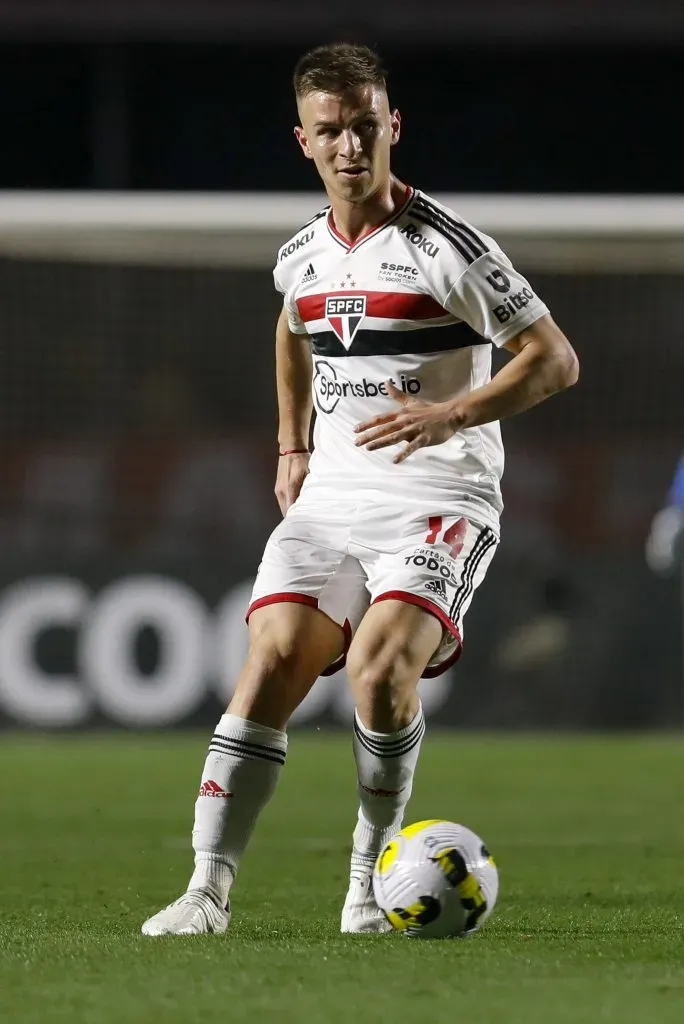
top-left (247, 497), bottom-right (498, 677)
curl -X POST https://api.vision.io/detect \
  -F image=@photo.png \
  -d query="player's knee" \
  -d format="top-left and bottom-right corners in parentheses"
top-left (228, 623), bottom-right (318, 730)
top-left (244, 605), bottom-right (343, 685)
top-left (245, 621), bottom-right (302, 681)
top-left (347, 641), bottom-right (410, 693)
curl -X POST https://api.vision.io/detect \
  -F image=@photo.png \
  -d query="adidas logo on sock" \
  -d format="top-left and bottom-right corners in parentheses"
top-left (199, 779), bottom-right (233, 798)
top-left (301, 262), bottom-right (317, 283)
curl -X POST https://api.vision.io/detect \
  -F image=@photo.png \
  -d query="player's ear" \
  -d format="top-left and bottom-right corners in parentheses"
top-left (390, 109), bottom-right (401, 147)
top-left (294, 125), bottom-right (314, 160)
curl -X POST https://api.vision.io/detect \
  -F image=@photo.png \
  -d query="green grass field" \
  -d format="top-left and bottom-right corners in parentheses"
top-left (0, 733), bottom-right (682, 1023)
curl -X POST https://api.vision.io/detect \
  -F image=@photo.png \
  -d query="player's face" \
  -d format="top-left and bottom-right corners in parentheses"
top-left (294, 85), bottom-right (400, 202)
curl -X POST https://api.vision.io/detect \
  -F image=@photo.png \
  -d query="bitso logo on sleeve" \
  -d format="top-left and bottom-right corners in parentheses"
top-left (485, 269), bottom-right (511, 293)
top-left (325, 294), bottom-right (367, 349)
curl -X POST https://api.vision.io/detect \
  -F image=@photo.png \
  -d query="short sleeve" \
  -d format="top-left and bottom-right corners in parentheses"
top-left (273, 263), bottom-right (308, 335)
top-left (444, 251), bottom-right (549, 347)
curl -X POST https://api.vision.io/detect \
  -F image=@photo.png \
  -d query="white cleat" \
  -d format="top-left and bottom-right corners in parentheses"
top-left (341, 859), bottom-right (392, 934)
top-left (141, 889), bottom-right (230, 936)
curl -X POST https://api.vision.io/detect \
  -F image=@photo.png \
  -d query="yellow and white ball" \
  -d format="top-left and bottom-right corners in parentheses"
top-left (372, 819), bottom-right (499, 938)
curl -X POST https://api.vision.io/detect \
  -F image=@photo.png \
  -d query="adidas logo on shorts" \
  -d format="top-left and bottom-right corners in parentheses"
top-left (424, 578), bottom-right (447, 598)
top-left (301, 262), bottom-right (317, 283)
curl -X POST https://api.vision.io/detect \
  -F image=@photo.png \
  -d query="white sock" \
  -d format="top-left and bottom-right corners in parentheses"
top-left (351, 704), bottom-right (425, 871)
top-left (187, 713), bottom-right (288, 904)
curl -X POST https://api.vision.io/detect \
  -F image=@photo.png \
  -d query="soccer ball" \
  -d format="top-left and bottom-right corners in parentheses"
top-left (372, 819), bottom-right (499, 938)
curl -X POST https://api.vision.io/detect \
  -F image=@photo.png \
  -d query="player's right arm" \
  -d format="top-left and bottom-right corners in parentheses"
top-left (274, 305), bottom-right (312, 515)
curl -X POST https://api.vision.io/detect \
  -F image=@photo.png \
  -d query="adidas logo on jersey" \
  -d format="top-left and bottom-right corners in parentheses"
top-left (424, 578), bottom-right (448, 598)
top-left (301, 262), bottom-right (317, 283)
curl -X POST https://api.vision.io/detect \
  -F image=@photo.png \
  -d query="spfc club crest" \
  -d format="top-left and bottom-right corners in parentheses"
top-left (325, 294), bottom-right (367, 349)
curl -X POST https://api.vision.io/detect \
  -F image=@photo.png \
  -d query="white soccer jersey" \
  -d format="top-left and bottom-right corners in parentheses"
top-left (273, 186), bottom-right (549, 531)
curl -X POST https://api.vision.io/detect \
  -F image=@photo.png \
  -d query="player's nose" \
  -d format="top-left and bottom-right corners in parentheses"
top-left (339, 128), bottom-right (362, 157)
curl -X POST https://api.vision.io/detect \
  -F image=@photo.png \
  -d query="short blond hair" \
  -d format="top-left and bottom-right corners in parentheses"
top-left (293, 43), bottom-right (387, 99)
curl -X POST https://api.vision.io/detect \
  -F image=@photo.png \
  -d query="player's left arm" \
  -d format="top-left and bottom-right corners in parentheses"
top-left (463, 313), bottom-right (579, 425)
top-left (355, 314), bottom-right (578, 462)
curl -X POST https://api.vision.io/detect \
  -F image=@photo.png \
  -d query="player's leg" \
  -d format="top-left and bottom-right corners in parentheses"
top-left (340, 514), bottom-right (499, 933)
top-left (142, 498), bottom-right (358, 936)
top-left (188, 601), bottom-right (345, 899)
top-left (142, 601), bottom-right (344, 936)
top-left (340, 599), bottom-right (440, 932)
top-left (142, 501), bottom-right (368, 937)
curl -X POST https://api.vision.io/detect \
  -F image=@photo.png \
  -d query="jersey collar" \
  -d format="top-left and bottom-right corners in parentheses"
top-left (326, 185), bottom-right (414, 253)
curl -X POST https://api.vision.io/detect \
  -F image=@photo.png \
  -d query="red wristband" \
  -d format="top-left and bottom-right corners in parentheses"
top-left (278, 448), bottom-right (310, 456)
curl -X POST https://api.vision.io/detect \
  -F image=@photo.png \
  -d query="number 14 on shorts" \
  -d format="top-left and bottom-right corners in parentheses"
top-left (424, 516), bottom-right (467, 558)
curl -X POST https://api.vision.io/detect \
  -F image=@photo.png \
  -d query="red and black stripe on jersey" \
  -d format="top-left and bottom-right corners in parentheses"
top-left (297, 291), bottom-right (448, 322)
top-left (296, 289), bottom-right (487, 357)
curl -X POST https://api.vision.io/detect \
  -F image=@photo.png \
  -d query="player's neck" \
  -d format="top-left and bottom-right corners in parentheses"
top-left (327, 176), bottom-right (408, 246)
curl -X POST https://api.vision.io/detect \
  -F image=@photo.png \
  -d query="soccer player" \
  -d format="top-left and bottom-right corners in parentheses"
top-left (142, 42), bottom-right (579, 936)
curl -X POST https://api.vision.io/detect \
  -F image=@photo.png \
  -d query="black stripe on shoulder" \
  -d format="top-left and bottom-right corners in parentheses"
top-left (416, 196), bottom-right (489, 257)
top-left (414, 196), bottom-right (489, 258)
top-left (413, 197), bottom-right (489, 261)
top-left (410, 209), bottom-right (477, 265)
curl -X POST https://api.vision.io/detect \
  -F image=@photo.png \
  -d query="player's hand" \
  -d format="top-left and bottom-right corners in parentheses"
top-left (274, 452), bottom-right (310, 515)
top-left (354, 381), bottom-right (466, 464)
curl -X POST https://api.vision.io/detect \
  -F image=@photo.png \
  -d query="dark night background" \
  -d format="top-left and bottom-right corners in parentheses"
top-left (0, 40), bottom-right (680, 193)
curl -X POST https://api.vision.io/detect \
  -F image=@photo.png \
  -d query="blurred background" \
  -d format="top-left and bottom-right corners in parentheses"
top-left (0, 0), bottom-right (682, 732)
